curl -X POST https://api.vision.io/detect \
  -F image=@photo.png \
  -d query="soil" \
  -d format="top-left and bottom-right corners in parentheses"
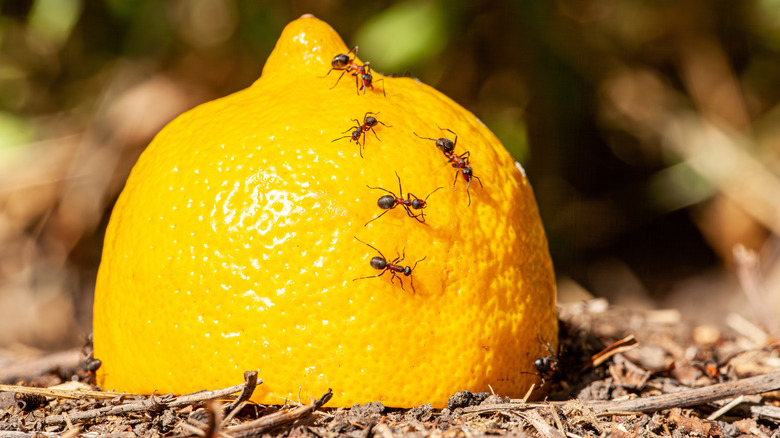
top-left (1, 299), bottom-right (779, 437)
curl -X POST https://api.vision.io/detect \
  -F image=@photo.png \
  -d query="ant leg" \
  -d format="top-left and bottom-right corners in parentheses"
top-left (374, 78), bottom-right (386, 97)
top-left (320, 67), bottom-right (335, 79)
top-left (473, 175), bottom-right (483, 188)
top-left (389, 271), bottom-right (405, 290)
top-left (364, 209), bottom-right (391, 227)
top-left (331, 135), bottom-right (352, 143)
top-left (365, 185), bottom-right (397, 197)
top-left (394, 171), bottom-right (403, 195)
top-left (353, 269), bottom-right (387, 282)
top-left (411, 256), bottom-right (427, 271)
top-left (370, 128), bottom-right (381, 142)
top-left (394, 248), bottom-right (406, 265)
top-left (425, 187), bottom-right (444, 200)
top-left (413, 132), bottom-right (437, 142)
top-left (328, 70), bottom-right (348, 89)
top-left (353, 72), bottom-right (361, 95)
top-left (437, 126), bottom-right (458, 146)
top-left (354, 236), bottom-right (386, 261)
top-left (452, 169), bottom-right (460, 188)
top-left (401, 205), bottom-right (422, 222)
top-left (409, 256), bottom-right (426, 294)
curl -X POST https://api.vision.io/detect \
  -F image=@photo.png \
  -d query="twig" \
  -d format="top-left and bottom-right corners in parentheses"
top-left (224, 370), bottom-right (260, 416)
top-left (591, 335), bottom-right (639, 368)
top-left (227, 389), bottom-right (333, 438)
top-left (0, 384), bottom-right (124, 400)
top-left (0, 433), bottom-right (61, 438)
top-left (549, 404), bottom-right (565, 435)
top-left (707, 395), bottom-right (744, 421)
top-left (521, 410), bottom-right (565, 438)
top-left (588, 371), bottom-right (780, 413)
top-left (734, 244), bottom-right (779, 336)
top-left (43, 376), bottom-right (251, 425)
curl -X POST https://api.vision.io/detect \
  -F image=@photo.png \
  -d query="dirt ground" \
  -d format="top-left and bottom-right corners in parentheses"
top-left (1, 298), bottom-right (779, 438)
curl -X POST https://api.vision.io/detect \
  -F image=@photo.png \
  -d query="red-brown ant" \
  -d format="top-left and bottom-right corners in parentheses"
top-left (414, 127), bottom-right (483, 205)
top-left (322, 46), bottom-right (360, 88)
top-left (354, 62), bottom-right (386, 96)
top-left (413, 127), bottom-right (459, 155)
top-left (451, 159), bottom-right (483, 206)
top-left (332, 112), bottom-right (391, 158)
top-left (322, 46), bottom-right (386, 96)
top-left (365, 171), bottom-right (443, 226)
top-left (353, 237), bottom-right (426, 293)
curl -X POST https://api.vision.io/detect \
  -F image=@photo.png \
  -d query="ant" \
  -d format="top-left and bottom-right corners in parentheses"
top-left (414, 127), bottom-right (483, 205)
top-left (332, 112), bottom-right (391, 158)
top-left (413, 127), bottom-right (460, 156)
top-left (353, 237), bottom-right (426, 293)
top-left (355, 62), bottom-right (386, 96)
top-left (322, 46), bottom-right (360, 88)
top-left (450, 160), bottom-right (483, 206)
top-left (522, 338), bottom-right (561, 389)
top-left (365, 171), bottom-right (443, 226)
top-left (321, 46), bottom-right (386, 96)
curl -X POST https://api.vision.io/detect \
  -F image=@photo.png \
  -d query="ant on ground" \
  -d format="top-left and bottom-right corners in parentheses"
top-left (522, 337), bottom-right (561, 389)
top-left (321, 46), bottom-right (385, 96)
top-left (365, 171), bottom-right (443, 226)
top-left (353, 237), bottom-right (425, 293)
top-left (332, 112), bottom-right (391, 158)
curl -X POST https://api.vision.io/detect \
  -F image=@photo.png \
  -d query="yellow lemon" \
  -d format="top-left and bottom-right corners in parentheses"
top-left (93, 14), bottom-right (557, 408)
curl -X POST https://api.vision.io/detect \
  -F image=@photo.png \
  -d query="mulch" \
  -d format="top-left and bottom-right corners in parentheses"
top-left (2, 299), bottom-right (779, 437)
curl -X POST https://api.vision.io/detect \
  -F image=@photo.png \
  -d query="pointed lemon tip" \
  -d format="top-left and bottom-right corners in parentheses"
top-left (260, 15), bottom-right (351, 80)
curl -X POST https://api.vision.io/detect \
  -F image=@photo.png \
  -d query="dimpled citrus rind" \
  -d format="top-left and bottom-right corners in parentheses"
top-left (93, 15), bottom-right (557, 408)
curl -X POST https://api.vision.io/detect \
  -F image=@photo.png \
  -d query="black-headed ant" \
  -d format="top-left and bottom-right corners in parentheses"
top-left (523, 338), bottom-right (560, 388)
top-left (450, 160), bottom-right (483, 206)
top-left (332, 112), bottom-right (391, 158)
top-left (413, 127), bottom-right (459, 155)
top-left (414, 127), bottom-right (483, 205)
top-left (322, 46), bottom-right (386, 96)
top-left (365, 171), bottom-right (442, 226)
top-left (355, 62), bottom-right (385, 96)
top-left (353, 237), bottom-right (426, 293)
top-left (322, 46), bottom-right (360, 88)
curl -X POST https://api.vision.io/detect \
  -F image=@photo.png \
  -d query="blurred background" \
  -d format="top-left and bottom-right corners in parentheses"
top-left (1, 0), bottom-right (780, 352)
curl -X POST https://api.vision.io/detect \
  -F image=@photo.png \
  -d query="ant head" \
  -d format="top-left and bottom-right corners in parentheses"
top-left (462, 166), bottom-right (473, 177)
top-left (361, 72), bottom-right (373, 83)
top-left (411, 199), bottom-right (425, 209)
top-left (534, 357), bottom-right (549, 373)
top-left (331, 53), bottom-right (351, 68)
top-left (436, 139), bottom-right (455, 154)
top-left (403, 266), bottom-right (412, 276)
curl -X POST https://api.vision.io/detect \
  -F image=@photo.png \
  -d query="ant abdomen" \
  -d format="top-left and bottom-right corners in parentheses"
top-left (377, 195), bottom-right (396, 209)
top-left (370, 257), bottom-right (387, 270)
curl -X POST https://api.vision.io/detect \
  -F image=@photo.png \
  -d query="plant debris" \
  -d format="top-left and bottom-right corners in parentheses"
top-left (2, 299), bottom-right (780, 437)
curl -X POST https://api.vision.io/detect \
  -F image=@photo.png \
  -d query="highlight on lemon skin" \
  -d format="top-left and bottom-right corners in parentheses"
top-left (92, 14), bottom-right (558, 409)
